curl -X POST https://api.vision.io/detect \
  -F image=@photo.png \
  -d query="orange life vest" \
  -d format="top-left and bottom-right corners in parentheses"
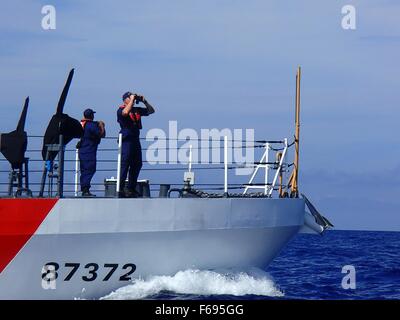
top-left (80, 118), bottom-right (92, 128)
top-left (119, 105), bottom-right (142, 129)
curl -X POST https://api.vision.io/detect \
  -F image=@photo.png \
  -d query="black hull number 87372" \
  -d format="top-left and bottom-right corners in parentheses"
top-left (41, 262), bottom-right (137, 283)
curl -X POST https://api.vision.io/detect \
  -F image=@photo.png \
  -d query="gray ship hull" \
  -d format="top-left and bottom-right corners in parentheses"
top-left (0, 197), bottom-right (305, 299)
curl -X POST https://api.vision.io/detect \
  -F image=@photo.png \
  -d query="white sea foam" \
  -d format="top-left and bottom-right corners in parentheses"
top-left (101, 268), bottom-right (283, 300)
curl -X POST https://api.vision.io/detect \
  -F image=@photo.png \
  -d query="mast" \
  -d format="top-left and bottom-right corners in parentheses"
top-left (291, 66), bottom-right (301, 197)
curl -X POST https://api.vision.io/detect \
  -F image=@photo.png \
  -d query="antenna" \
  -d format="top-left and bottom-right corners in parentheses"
top-left (16, 97), bottom-right (29, 132)
top-left (0, 97), bottom-right (29, 168)
top-left (39, 69), bottom-right (83, 197)
top-left (41, 68), bottom-right (82, 161)
top-left (0, 97), bottom-right (31, 196)
top-left (56, 68), bottom-right (74, 115)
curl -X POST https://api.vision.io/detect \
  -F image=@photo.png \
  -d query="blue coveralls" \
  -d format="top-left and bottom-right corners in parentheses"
top-left (117, 106), bottom-right (149, 192)
top-left (79, 121), bottom-right (101, 191)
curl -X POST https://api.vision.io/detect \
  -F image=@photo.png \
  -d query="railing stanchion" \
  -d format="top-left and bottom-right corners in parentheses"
top-left (269, 138), bottom-right (288, 196)
top-left (57, 135), bottom-right (64, 198)
top-left (264, 143), bottom-right (269, 195)
top-left (188, 145), bottom-right (192, 172)
top-left (282, 138), bottom-right (287, 195)
top-left (116, 133), bottom-right (122, 195)
top-left (224, 136), bottom-right (228, 196)
top-left (74, 148), bottom-right (79, 197)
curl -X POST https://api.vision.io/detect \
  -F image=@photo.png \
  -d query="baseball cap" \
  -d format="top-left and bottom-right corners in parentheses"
top-left (83, 108), bottom-right (96, 118)
top-left (122, 91), bottom-right (133, 101)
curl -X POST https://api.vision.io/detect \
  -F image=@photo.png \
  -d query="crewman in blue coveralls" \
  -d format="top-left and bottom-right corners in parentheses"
top-left (117, 92), bottom-right (155, 198)
top-left (78, 108), bottom-right (105, 197)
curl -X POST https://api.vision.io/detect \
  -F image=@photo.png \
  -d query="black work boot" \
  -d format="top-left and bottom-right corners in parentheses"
top-left (82, 188), bottom-right (96, 197)
top-left (117, 192), bottom-right (126, 198)
top-left (125, 189), bottom-right (139, 198)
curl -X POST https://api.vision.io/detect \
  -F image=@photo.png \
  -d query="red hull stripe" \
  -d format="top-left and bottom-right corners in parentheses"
top-left (0, 199), bottom-right (58, 273)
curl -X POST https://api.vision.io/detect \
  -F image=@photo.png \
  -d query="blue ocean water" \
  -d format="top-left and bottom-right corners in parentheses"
top-left (102, 231), bottom-right (400, 300)
top-left (267, 230), bottom-right (400, 300)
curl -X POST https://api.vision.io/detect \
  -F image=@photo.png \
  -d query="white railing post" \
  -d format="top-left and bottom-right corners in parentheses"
top-left (269, 139), bottom-right (288, 196)
top-left (116, 133), bottom-right (122, 194)
top-left (243, 143), bottom-right (268, 194)
top-left (224, 136), bottom-right (228, 195)
top-left (282, 138), bottom-right (287, 192)
top-left (74, 148), bottom-right (79, 197)
top-left (188, 145), bottom-right (192, 172)
top-left (264, 143), bottom-right (269, 195)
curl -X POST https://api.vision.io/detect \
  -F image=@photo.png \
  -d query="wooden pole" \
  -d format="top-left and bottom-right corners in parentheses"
top-left (292, 66), bottom-right (301, 197)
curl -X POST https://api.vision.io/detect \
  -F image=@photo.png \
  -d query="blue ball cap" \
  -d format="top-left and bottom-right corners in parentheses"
top-left (122, 91), bottom-right (133, 101)
top-left (83, 108), bottom-right (96, 118)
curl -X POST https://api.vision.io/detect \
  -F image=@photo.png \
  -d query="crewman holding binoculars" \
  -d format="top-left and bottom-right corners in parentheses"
top-left (117, 92), bottom-right (155, 198)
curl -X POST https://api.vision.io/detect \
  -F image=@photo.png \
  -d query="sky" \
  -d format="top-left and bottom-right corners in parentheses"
top-left (0, 0), bottom-right (399, 231)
